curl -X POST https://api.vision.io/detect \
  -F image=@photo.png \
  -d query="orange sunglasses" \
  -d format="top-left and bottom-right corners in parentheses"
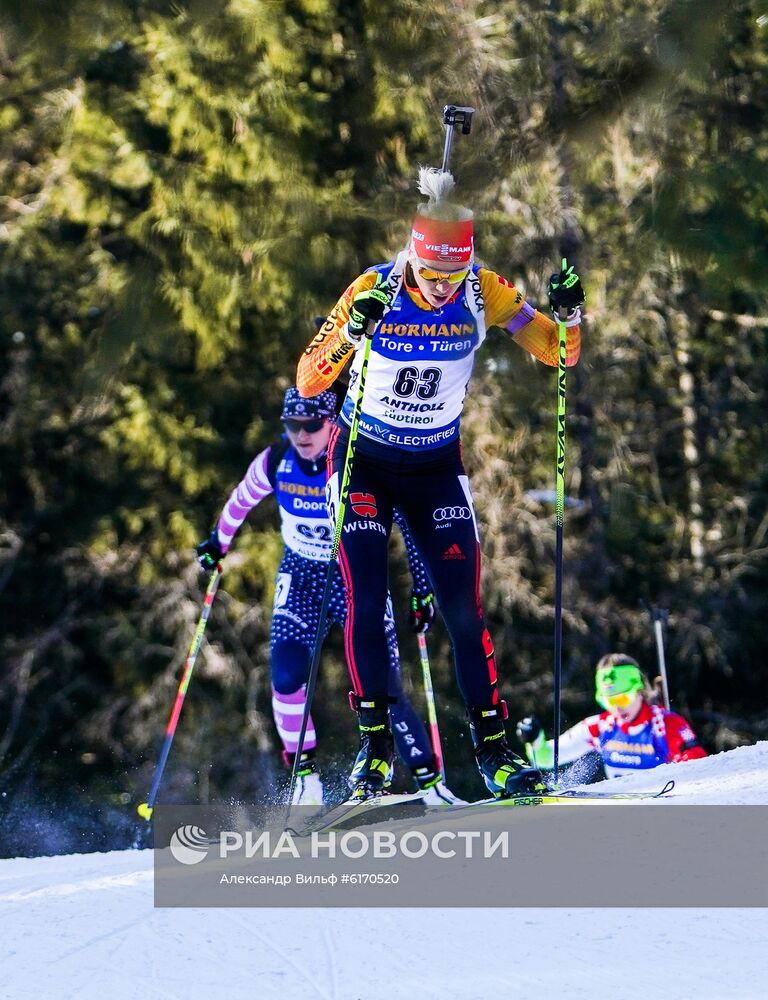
top-left (603, 690), bottom-right (638, 709)
top-left (416, 264), bottom-right (471, 285)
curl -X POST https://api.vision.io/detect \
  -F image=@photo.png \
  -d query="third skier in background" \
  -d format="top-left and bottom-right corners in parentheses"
top-left (517, 653), bottom-right (707, 778)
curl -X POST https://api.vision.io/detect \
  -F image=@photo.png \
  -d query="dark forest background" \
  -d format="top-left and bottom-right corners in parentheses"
top-left (1, 0), bottom-right (767, 855)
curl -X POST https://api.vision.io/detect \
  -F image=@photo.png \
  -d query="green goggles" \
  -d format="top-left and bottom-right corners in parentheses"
top-left (595, 664), bottom-right (644, 705)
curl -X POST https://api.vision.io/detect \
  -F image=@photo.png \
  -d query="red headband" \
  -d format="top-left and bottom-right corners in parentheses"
top-left (410, 214), bottom-right (474, 265)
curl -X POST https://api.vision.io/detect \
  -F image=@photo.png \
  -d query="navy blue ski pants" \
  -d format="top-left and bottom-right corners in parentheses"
top-left (270, 549), bottom-right (433, 770)
top-left (328, 430), bottom-right (499, 710)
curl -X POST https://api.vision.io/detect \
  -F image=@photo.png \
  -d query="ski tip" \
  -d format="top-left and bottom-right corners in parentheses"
top-left (137, 802), bottom-right (153, 821)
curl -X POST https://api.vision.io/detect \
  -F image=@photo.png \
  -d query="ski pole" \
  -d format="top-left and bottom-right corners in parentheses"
top-left (417, 633), bottom-right (445, 780)
top-left (552, 258), bottom-right (569, 783)
top-left (137, 565), bottom-right (222, 821)
top-left (650, 606), bottom-right (671, 709)
top-left (286, 326), bottom-right (377, 809)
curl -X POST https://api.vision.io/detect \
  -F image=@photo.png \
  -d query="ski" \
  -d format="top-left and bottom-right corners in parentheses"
top-left (427, 779), bottom-right (676, 812)
top-left (288, 790), bottom-right (428, 837)
top-left (537, 778), bottom-right (675, 801)
top-left (288, 780), bottom-right (675, 836)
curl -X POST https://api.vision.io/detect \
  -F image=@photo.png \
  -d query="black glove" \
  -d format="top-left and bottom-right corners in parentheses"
top-left (410, 591), bottom-right (435, 634)
top-left (516, 716), bottom-right (543, 745)
top-left (196, 529), bottom-right (225, 572)
top-left (548, 263), bottom-right (585, 315)
top-left (347, 281), bottom-right (389, 341)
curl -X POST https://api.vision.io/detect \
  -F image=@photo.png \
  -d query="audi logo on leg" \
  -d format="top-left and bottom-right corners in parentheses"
top-left (433, 506), bottom-right (472, 521)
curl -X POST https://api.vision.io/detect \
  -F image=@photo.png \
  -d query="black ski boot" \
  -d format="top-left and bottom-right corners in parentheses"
top-left (468, 702), bottom-right (545, 797)
top-left (347, 695), bottom-right (395, 801)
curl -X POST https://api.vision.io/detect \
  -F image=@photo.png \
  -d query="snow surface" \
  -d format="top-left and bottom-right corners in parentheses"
top-left (2, 744), bottom-right (767, 1000)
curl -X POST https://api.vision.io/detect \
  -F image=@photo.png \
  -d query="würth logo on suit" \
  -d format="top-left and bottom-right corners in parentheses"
top-left (350, 493), bottom-right (377, 518)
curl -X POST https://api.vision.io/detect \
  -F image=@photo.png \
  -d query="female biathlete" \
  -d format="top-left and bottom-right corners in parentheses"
top-left (516, 653), bottom-right (707, 778)
top-left (196, 387), bottom-right (462, 805)
top-left (297, 168), bottom-right (585, 801)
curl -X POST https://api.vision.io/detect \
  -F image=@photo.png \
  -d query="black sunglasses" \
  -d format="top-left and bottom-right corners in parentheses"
top-left (283, 417), bottom-right (327, 433)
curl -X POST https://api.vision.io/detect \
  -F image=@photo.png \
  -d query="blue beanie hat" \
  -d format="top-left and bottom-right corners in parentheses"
top-left (281, 387), bottom-right (337, 420)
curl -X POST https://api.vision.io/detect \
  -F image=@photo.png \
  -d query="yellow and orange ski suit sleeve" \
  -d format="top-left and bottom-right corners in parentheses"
top-left (296, 267), bottom-right (581, 398)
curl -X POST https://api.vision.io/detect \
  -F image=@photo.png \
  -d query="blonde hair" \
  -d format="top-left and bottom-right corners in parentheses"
top-left (416, 166), bottom-right (473, 222)
top-left (595, 652), bottom-right (640, 671)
